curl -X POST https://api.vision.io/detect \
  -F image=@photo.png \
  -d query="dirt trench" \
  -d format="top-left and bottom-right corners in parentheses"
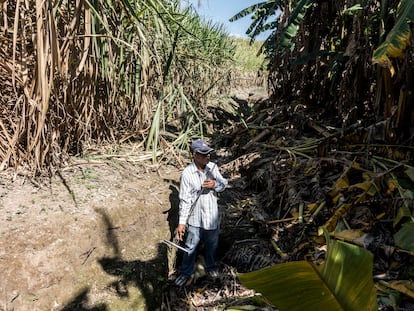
top-left (0, 160), bottom-right (181, 311)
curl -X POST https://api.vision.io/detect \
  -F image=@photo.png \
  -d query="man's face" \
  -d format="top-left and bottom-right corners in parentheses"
top-left (193, 152), bottom-right (210, 168)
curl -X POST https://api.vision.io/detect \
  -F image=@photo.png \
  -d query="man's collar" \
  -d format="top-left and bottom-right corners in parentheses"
top-left (190, 161), bottom-right (211, 173)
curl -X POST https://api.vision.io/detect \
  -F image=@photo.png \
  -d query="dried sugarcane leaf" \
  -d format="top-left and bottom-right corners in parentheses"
top-left (385, 280), bottom-right (414, 299)
top-left (330, 229), bottom-right (364, 242)
top-left (323, 203), bottom-right (351, 233)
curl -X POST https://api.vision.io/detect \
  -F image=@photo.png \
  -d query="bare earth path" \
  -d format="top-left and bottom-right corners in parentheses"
top-left (0, 156), bottom-right (181, 311)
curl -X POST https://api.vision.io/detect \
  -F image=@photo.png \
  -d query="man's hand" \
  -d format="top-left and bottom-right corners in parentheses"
top-left (176, 224), bottom-right (186, 241)
top-left (202, 179), bottom-right (216, 189)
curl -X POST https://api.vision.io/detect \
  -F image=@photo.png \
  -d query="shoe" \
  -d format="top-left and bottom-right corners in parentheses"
top-left (207, 270), bottom-right (219, 279)
top-left (174, 275), bottom-right (189, 287)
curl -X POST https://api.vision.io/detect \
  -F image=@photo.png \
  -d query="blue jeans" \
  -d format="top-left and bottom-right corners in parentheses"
top-left (180, 225), bottom-right (218, 277)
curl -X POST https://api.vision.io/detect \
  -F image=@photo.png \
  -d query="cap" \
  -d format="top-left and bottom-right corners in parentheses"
top-left (191, 139), bottom-right (214, 154)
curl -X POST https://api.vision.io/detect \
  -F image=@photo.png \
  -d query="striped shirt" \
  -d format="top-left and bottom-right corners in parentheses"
top-left (178, 161), bottom-right (227, 230)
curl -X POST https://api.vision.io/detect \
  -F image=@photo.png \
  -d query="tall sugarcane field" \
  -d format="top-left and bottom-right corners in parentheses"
top-left (1, 0), bottom-right (414, 310)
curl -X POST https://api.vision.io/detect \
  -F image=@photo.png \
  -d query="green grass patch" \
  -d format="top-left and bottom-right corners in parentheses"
top-left (231, 37), bottom-right (267, 72)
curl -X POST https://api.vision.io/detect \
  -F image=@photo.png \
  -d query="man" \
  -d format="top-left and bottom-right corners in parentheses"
top-left (174, 139), bottom-right (228, 286)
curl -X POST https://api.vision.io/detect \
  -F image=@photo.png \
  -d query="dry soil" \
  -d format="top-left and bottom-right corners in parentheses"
top-left (0, 155), bottom-right (182, 311)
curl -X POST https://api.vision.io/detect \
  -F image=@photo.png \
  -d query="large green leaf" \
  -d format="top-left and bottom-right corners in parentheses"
top-left (279, 0), bottom-right (315, 48)
top-left (372, 0), bottom-right (414, 69)
top-left (238, 239), bottom-right (377, 311)
top-left (319, 240), bottom-right (377, 310)
top-left (238, 261), bottom-right (342, 310)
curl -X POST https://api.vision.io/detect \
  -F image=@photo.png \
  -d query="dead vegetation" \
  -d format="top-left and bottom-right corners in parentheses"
top-left (2, 0), bottom-right (414, 309)
top-left (1, 87), bottom-right (413, 310)
top-left (162, 89), bottom-right (414, 310)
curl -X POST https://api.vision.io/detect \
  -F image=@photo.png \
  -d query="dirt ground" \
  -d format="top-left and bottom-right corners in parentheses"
top-left (0, 154), bottom-right (184, 311)
top-left (0, 86), bottom-right (268, 311)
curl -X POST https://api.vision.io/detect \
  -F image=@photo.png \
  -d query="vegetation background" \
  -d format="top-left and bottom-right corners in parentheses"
top-left (1, 0), bottom-right (414, 310)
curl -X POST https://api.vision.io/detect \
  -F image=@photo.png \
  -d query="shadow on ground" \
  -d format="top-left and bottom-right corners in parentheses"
top-left (59, 147), bottom-right (245, 310)
top-left (61, 288), bottom-right (107, 311)
top-left (59, 185), bottom-right (179, 311)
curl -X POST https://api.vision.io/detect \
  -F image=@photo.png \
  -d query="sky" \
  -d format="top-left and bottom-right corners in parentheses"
top-left (182, 0), bottom-right (271, 40)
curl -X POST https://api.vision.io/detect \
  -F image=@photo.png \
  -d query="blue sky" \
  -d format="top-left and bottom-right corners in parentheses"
top-left (182, 0), bottom-right (270, 40)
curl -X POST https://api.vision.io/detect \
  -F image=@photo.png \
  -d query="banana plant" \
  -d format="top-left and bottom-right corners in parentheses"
top-left (229, 0), bottom-right (282, 40)
top-left (372, 0), bottom-right (414, 75)
top-left (278, 0), bottom-right (315, 49)
top-left (229, 0), bottom-right (316, 60)
top-left (238, 229), bottom-right (378, 311)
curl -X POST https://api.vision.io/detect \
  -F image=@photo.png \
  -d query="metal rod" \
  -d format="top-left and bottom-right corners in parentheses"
top-left (162, 239), bottom-right (190, 253)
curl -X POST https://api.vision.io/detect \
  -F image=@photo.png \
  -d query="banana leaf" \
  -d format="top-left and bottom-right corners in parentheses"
top-left (279, 0), bottom-right (314, 48)
top-left (372, 0), bottom-right (414, 71)
top-left (228, 0), bottom-right (281, 40)
top-left (238, 238), bottom-right (377, 311)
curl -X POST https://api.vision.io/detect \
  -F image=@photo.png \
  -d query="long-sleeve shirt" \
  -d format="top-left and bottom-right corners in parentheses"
top-left (178, 161), bottom-right (227, 230)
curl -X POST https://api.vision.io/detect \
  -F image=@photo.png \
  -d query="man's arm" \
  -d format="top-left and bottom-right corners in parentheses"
top-left (210, 164), bottom-right (227, 192)
top-left (178, 175), bottom-right (192, 225)
top-left (176, 172), bottom-right (194, 241)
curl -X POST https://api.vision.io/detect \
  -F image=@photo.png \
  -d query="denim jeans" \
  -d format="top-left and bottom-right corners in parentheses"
top-left (180, 225), bottom-right (219, 277)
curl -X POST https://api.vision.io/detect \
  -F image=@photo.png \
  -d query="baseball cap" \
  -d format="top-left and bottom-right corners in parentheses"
top-left (190, 139), bottom-right (214, 154)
